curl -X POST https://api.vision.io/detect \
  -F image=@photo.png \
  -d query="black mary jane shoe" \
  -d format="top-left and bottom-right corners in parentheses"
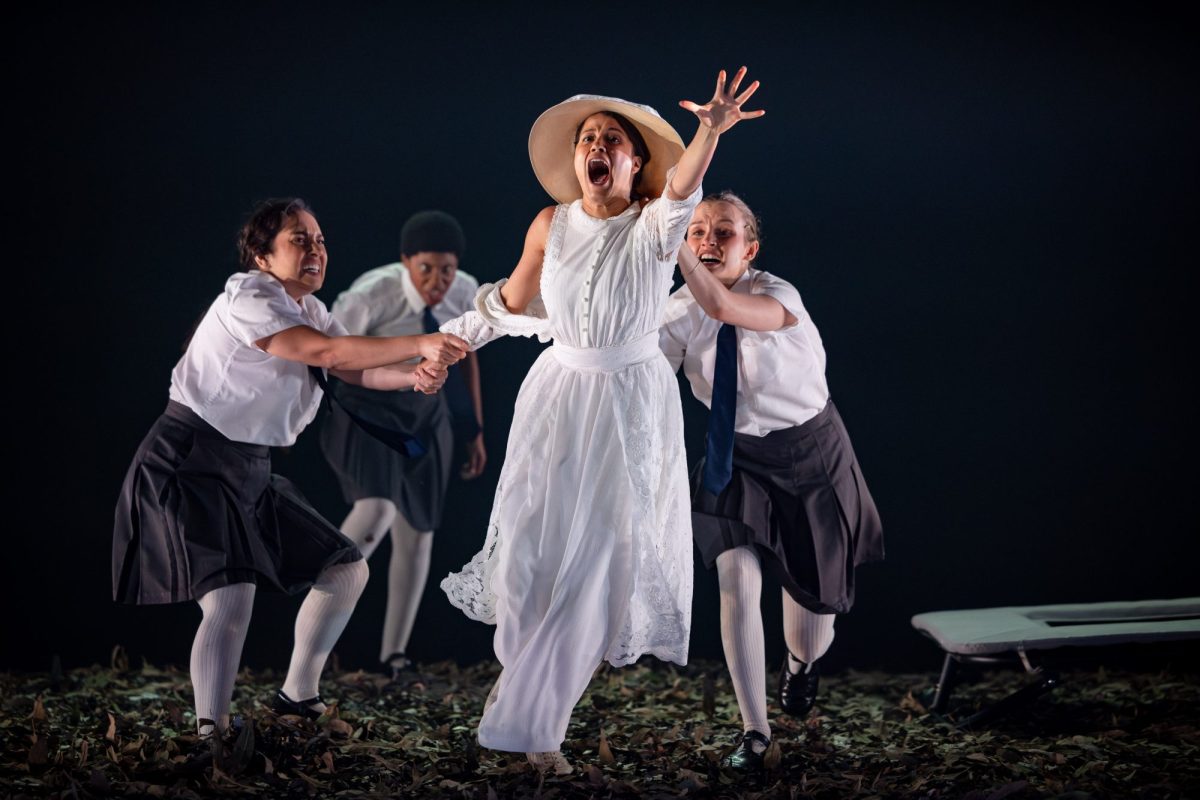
top-left (720, 730), bottom-right (770, 770)
top-left (272, 690), bottom-right (325, 720)
top-left (173, 717), bottom-right (240, 777)
top-left (779, 656), bottom-right (820, 717)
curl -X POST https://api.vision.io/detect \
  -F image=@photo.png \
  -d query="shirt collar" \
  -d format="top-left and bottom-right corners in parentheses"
top-left (398, 265), bottom-right (426, 312)
top-left (730, 268), bottom-right (755, 293)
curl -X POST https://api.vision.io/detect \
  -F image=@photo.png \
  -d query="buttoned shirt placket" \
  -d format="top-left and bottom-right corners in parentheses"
top-left (581, 226), bottom-right (606, 346)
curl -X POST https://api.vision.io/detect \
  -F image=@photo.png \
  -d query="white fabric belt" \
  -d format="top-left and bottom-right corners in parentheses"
top-left (551, 331), bottom-right (661, 372)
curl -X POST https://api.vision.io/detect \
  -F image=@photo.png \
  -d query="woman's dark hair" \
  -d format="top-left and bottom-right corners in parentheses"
top-left (573, 111), bottom-right (651, 200)
top-left (236, 197), bottom-right (313, 270)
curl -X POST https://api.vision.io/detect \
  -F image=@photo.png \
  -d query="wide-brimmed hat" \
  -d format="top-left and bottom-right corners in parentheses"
top-left (528, 94), bottom-right (685, 204)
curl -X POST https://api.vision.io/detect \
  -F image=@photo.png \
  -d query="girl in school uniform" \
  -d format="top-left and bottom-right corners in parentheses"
top-left (112, 197), bottom-right (466, 740)
top-left (319, 210), bottom-right (487, 680)
top-left (660, 192), bottom-right (884, 769)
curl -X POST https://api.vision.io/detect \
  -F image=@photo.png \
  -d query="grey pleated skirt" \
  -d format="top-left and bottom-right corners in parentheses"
top-left (317, 378), bottom-right (453, 532)
top-left (112, 401), bottom-right (362, 605)
top-left (691, 400), bottom-right (884, 614)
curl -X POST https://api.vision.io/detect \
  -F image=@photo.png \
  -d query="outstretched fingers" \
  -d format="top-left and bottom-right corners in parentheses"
top-left (734, 79), bottom-right (760, 106)
top-left (681, 67), bottom-right (765, 129)
top-left (727, 66), bottom-right (748, 98)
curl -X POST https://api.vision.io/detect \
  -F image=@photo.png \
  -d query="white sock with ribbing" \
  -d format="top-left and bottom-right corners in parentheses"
top-left (782, 592), bottom-right (835, 674)
top-left (716, 546), bottom-right (770, 744)
top-left (191, 582), bottom-right (256, 736)
top-left (280, 560), bottom-right (369, 711)
top-left (338, 498), bottom-right (397, 560)
top-left (379, 514), bottom-right (433, 665)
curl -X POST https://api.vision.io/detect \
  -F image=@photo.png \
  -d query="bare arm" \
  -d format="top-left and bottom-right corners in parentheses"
top-left (330, 362), bottom-right (417, 390)
top-left (460, 351), bottom-right (487, 479)
top-left (668, 67), bottom-right (765, 201)
top-left (498, 207), bottom-right (555, 314)
top-left (256, 325), bottom-right (467, 371)
top-left (330, 359), bottom-right (449, 392)
top-left (677, 247), bottom-right (796, 332)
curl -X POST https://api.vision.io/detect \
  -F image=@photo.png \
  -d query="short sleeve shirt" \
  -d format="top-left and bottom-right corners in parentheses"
top-left (659, 268), bottom-right (829, 435)
top-left (331, 264), bottom-right (479, 348)
top-left (169, 270), bottom-right (347, 445)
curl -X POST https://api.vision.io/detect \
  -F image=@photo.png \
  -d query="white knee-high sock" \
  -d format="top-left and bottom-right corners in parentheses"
top-left (338, 498), bottom-right (398, 559)
top-left (716, 546), bottom-right (769, 739)
top-left (379, 514), bottom-right (433, 664)
top-left (191, 583), bottom-right (256, 736)
top-left (782, 591), bottom-right (836, 673)
top-left (281, 560), bottom-right (369, 705)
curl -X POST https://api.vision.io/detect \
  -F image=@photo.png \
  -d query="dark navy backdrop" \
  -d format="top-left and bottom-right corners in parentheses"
top-left (7, 3), bottom-right (1196, 675)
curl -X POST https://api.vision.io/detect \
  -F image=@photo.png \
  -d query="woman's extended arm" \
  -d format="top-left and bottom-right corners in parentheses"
top-left (256, 326), bottom-right (467, 371)
top-left (668, 67), bottom-right (765, 201)
top-left (329, 359), bottom-right (449, 392)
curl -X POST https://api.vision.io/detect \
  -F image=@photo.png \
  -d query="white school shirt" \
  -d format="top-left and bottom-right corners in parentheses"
top-left (330, 264), bottom-right (478, 347)
top-left (659, 268), bottom-right (829, 436)
top-left (169, 270), bottom-right (348, 446)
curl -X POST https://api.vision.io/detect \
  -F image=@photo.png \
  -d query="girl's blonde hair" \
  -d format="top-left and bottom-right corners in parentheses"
top-left (702, 191), bottom-right (762, 247)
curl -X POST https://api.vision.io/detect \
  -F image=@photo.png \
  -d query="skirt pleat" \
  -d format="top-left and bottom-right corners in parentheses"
top-left (113, 401), bottom-right (360, 605)
top-left (690, 400), bottom-right (883, 614)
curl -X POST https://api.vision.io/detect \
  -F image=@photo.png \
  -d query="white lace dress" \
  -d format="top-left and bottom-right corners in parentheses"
top-left (440, 183), bottom-right (701, 752)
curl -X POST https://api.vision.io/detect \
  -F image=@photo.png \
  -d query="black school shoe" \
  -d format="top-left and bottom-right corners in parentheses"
top-left (272, 690), bottom-right (325, 720)
top-left (173, 716), bottom-right (243, 777)
top-left (778, 657), bottom-right (820, 716)
top-left (720, 730), bottom-right (771, 770)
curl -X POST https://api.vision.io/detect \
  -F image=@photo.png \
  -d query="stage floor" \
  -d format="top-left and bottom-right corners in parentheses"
top-left (3, 653), bottom-right (1198, 798)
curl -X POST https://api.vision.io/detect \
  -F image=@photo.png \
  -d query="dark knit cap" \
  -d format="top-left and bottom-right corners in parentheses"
top-left (400, 210), bottom-right (466, 257)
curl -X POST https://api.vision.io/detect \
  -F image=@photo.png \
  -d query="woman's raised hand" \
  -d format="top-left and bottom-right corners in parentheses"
top-left (679, 66), bottom-right (765, 135)
top-left (419, 332), bottom-right (469, 366)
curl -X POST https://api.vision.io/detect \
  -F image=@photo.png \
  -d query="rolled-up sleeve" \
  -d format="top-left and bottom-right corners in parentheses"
top-left (441, 279), bottom-right (552, 350)
top-left (639, 166), bottom-right (703, 263)
top-left (226, 274), bottom-right (311, 345)
top-left (756, 273), bottom-right (807, 333)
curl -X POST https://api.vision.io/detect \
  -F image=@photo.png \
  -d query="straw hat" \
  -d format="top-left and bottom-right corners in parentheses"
top-left (528, 94), bottom-right (685, 204)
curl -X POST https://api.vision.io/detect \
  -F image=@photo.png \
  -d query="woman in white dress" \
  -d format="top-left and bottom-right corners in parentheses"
top-left (440, 68), bottom-right (764, 773)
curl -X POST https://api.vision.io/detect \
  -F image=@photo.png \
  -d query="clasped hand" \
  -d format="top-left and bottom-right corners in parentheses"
top-left (413, 360), bottom-right (449, 395)
top-left (412, 332), bottom-right (467, 395)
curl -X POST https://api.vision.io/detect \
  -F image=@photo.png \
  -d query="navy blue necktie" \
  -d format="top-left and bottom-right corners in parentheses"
top-left (702, 323), bottom-right (738, 495)
top-left (423, 306), bottom-right (481, 440)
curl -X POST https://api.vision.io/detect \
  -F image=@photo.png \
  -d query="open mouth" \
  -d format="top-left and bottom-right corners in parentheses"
top-left (699, 255), bottom-right (722, 267)
top-left (587, 158), bottom-right (611, 185)
top-left (301, 262), bottom-right (322, 276)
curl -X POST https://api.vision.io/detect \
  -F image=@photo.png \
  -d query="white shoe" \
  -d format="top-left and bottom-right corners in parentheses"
top-left (526, 751), bottom-right (573, 775)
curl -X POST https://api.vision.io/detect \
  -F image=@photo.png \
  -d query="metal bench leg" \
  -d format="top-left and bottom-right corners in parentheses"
top-left (929, 653), bottom-right (957, 713)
